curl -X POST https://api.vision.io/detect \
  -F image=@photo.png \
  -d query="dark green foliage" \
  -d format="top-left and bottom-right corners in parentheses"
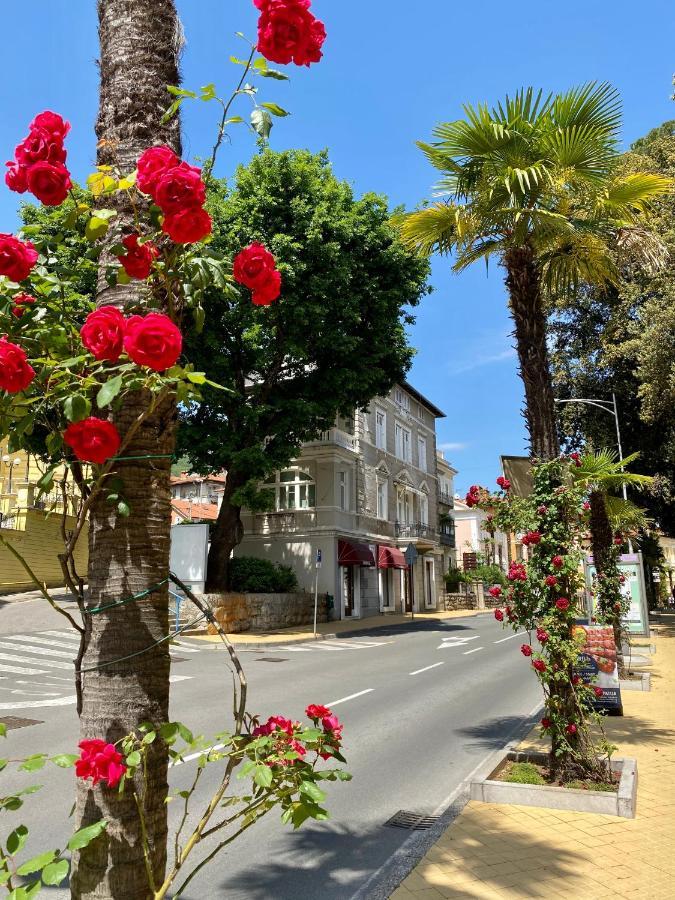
top-left (228, 556), bottom-right (298, 593)
top-left (502, 762), bottom-right (546, 785)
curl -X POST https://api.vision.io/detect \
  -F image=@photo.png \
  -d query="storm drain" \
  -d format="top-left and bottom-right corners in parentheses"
top-left (0, 716), bottom-right (44, 731)
top-left (256, 657), bottom-right (288, 663)
top-left (385, 811), bottom-right (441, 831)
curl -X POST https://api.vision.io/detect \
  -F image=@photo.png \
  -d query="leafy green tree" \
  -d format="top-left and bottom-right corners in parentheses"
top-left (176, 149), bottom-right (430, 590)
top-left (398, 83), bottom-right (670, 461)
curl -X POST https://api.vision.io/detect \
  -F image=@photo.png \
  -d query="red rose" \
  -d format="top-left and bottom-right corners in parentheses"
top-left (520, 644), bottom-right (532, 657)
top-left (0, 234), bottom-right (38, 282)
top-left (76, 739), bottom-right (127, 789)
top-left (536, 628), bottom-right (549, 643)
top-left (488, 585), bottom-right (502, 599)
top-left (15, 128), bottom-right (66, 167)
top-left (565, 723), bottom-right (577, 736)
top-left (322, 713), bottom-right (343, 736)
top-left (555, 597), bottom-right (570, 611)
top-left (136, 145), bottom-right (179, 196)
top-left (252, 269), bottom-right (282, 306)
top-left (64, 417), bottom-right (121, 465)
top-left (80, 306), bottom-right (127, 362)
top-left (256, 0), bottom-right (327, 67)
top-left (508, 562), bottom-right (527, 582)
top-left (11, 293), bottom-right (36, 319)
top-left (522, 531), bottom-right (542, 546)
top-left (5, 161), bottom-right (27, 194)
top-left (162, 207), bottom-right (212, 245)
top-left (123, 313), bottom-right (182, 371)
top-left (582, 501), bottom-right (591, 511)
top-left (594, 687), bottom-right (604, 698)
top-left (570, 452), bottom-right (582, 467)
top-left (29, 111), bottom-right (70, 143)
top-left (0, 337), bottom-right (35, 393)
top-left (233, 242), bottom-right (278, 290)
top-left (613, 535), bottom-right (623, 546)
top-left (541, 717), bottom-right (552, 729)
top-left (552, 555), bottom-right (564, 569)
top-left (117, 234), bottom-right (160, 280)
top-left (26, 161), bottom-right (72, 206)
top-left (154, 162), bottom-right (205, 213)
top-left (545, 575), bottom-right (558, 587)
top-left (532, 659), bottom-right (547, 673)
top-left (571, 674), bottom-right (581, 686)
top-left (494, 608), bottom-right (504, 622)
top-left (305, 704), bottom-right (331, 720)
top-left (496, 476), bottom-right (511, 490)
top-left (537, 505), bottom-right (548, 515)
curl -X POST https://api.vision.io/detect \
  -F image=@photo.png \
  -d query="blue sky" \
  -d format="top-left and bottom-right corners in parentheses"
top-left (1, 1), bottom-right (673, 491)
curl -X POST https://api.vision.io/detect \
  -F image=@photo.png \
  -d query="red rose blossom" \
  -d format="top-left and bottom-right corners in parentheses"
top-left (256, 0), bottom-right (327, 67)
top-left (305, 704), bottom-right (331, 720)
top-left (26, 161), bottom-right (71, 206)
top-left (545, 575), bottom-right (558, 587)
top-left (75, 739), bottom-right (126, 789)
top-left (15, 128), bottom-right (66, 168)
top-left (555, 597), bottom-right (570, 611)
top-left (496, 476), bottom-right (511, 490)
top-left (594, 687), bottom-right (604, 698)
top-left (488, 585), bottom-right (502, 598)
top-left (11, 293), bottom-right (36, 318)
top-left (494, 608), bottom-right (504, 622)
top-left (572, 674), bottom-right (581, 686)
top-left (541, 717), bottom-right (552, 729)
top-left (570, 452), bottom-right (582, 467)
top-left (582, 501), bottom-right (591, 511)
top-left (532, 659), bottom-right (547, 673)
top-left (162, 207), bottom-right (212, 245)
top-left (136, 145), bottom-right (179, 196)
top-left (508, 562), bottom-right (527, 582)
top-left (537, 505), bottom-right (548, 515)
top-left (233, 242), bottom-right (278, 290)
top-left (5, 161), bottom-right (27, 194)
top-left (522, 531), bottom-right (542, 546)
top-left (536, 628), bottom-right (549, 643)
top-left (64, 418), bottom-right (121, 465)
top-left (154, 162), bottom-right (205, 213)
top-left (0, 337), bottom-right (35, 393)
top-left (80, 306), bottom-right (127, 362)
top-left (565, 723), bottom-right (577, 736)
top-left (252, 269), bottom-right (282, 306)
top-left (0, 233), bottom-right (38, 282)
top-left (29, 111), bottom-right (70, 142)
top-left (551, 555), bottom-right (564, 569)
top-left (123, 313), bottom-right (182, 371)
top-left (117, 234), bottom-right (160, 280)
top-left (520, 644), bottom-right (532, 657)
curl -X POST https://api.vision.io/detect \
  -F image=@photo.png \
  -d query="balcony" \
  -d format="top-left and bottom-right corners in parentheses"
top-left (439, 531), bottom-right (456, 547)
top-left (253, 509), bottom-right (317, 534)
top-left (438, 489), bottom-right (454, 508)
top-left (395, 522), bottom-right (437, 540)
top-left (305, 428), bottom-right (356, 452)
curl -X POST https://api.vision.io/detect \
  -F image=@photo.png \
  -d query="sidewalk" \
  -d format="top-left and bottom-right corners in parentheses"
top-left (189, 608), bottom-right (484, 646)
top-left (393, 615), bottom-right (675, 900)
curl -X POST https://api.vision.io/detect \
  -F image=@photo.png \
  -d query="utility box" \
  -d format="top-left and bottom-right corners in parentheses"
top-left (170, 523), bottom-right (209, 594)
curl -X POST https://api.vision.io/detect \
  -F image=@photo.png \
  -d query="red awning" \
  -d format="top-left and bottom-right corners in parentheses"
top-left (338, 539), bottom-right (375, 567)
top-left (378, 545), bottom-right (408, 569)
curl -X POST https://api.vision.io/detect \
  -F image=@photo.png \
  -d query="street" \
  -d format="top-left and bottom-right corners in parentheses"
top-left (0, 603), bottom-right (541, 899)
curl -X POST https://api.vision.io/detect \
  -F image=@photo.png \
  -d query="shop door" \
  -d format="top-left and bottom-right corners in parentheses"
top-left (342, 566), bottom-right (355, 617)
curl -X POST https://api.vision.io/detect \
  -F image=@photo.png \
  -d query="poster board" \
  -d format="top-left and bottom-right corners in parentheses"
top-left (169, 523), bottom-right (209, 594)
top-left (572, 624), bottom-right (622, 714)
top-left (584, 552), bottom-right (649, 636)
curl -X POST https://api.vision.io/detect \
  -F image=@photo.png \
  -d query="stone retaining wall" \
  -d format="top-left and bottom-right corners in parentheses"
top-left (442, 592), bottom-right (478, 611)
top-left (204, 592), bottom-right (328, 634)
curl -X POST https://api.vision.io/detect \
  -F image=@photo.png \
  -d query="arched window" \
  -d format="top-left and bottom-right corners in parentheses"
top-left (265, 469), bottom-right (316, 511)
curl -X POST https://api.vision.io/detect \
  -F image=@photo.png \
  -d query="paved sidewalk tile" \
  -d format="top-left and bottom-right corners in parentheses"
top-left (396, 615), bottom-right (675, 900)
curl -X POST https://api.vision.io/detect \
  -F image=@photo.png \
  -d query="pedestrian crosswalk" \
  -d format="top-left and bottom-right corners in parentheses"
top-left (240, 638), bottom-right (394, 654)
top-left (0, 629), bottom-right (204, 710)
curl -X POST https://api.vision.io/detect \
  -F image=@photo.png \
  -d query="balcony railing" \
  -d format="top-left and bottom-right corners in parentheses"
top-left (395, 522), bottom-right (437, 540)
top-left (438, 490), bottom-right (454, 507)
top-left (305, 428), bottom-right (356, 452)
top-left (439, 532), bottom-right (456, 547)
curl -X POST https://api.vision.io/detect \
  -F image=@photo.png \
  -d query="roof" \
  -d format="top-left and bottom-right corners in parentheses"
top-left (501, 456), bottom-right (534, 498)
top-left (401, 381), bottom-right (446, 419)
top-left (171, 500), bottom-right (220, 522)
top-left (170, 473), bottom-right (227, 486)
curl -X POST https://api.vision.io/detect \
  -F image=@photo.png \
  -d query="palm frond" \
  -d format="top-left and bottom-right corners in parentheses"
top-left (538, 232), bottom-right (618, 296)
top-left (572, 449), bottom-right (654, 492)
top-left (550, 82), bottom-right (622, 139)
top-left (393, 204), bottom-right (464, 256)
top-left (594, 173), bottom-right (673, 220)
top-left (604, 495), bottom-right (650, 532)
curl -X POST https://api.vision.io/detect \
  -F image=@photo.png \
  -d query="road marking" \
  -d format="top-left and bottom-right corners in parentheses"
top-left (0, 641), bottom-right (75, 660)
top-left (169, 675), bottom-right (192, 683)
top-left (325, 689), bottom-right (374, 707)
top-left (0, 696), bottom-right (76, 710)
top-left (409, 662), bottom-right (445, 676)
top-left (11, 635), bottom-right (81, 651)
top-left (0, 663), bottom-right (49, 675)
top-left (298, 643), bottom-right (346, 651)
top-left (463, 647), bottom-right (484, 655)
top-left (494, 631), bottom-right (526, 644)
top-left (41, 631), bottom-right (81, 642)
top-left (320, 641), bottom-right (363, 650)
top-left (437, 635), bottom-right (479, 650)
top-left (0, 688), bottom-right (61, 697)
top-left (168, 642), bottom-right (201, 653)
top-left (0, 653), bottom-right (73, 670)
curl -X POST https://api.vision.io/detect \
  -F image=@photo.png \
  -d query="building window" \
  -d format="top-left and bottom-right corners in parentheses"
top-left (420, 493), bottom-right (429, 525)
top-left (397, 488), bottom-right (412, 525)
top-left (265, 469), bottom-right (316, 510)
top-left (339, 471), bottom-right (348, 511)
top-left (418, 436), bottom-right (427, 472)
top-left (394, 388), bottom-right (410, 411)
top-left (375, 408), bottom-right (387, 450)
top-left (395, 422), bottom-right (411, 462)
top-left (377, 479), bottom-right (388, 520)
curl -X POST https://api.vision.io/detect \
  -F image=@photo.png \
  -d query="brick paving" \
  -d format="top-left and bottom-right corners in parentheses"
top-left (393, 616), bottom-right (675, 899)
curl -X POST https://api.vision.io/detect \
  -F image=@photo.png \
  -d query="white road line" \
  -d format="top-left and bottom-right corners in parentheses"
top-left (169, 675), bottom-right (192, 683)
top-left (409, 662), bottom-right (445, 676)
top-left (437, 635), bottom-right (480, 649)
top-left (168, 643), bottom-right (201, 653)
top-left (320, 642), bottom-right (362, 650)
top-left (0, 663), bottom-right (49, 675)
top-left (0, 641), bottom-right (75, 660)
top-left (16, 680), bottom-right (72, 687)
top-left (40, 631), bottom-right (80, 642)
top-left (298, 643), bottom-right (345, 651)
top-left (0, 696), bottom-right (76, 710)
top-left (494, 631), bottom-right (526, 644)
top-left (463, 647), bottom-right (484, 655)
top-left (0, 688), bottom-right (61, 697)
top-left (325, 689), bottom-right (374, 707)
top-left (0, 652), bottom-right (73, 670)
top-left (11, 635), bottom-right (81, 651)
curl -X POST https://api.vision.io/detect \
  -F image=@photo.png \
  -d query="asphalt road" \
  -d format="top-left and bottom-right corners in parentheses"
top-left (0, 606), bottom-right (542, 899)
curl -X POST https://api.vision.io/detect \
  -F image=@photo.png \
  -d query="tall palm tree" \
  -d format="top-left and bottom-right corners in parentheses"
top-left (71, 3), bottom-right (182, 898)
top-left (398, 83), bottom-right (670, 460)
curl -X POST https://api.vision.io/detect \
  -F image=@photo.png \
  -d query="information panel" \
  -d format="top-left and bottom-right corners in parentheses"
top-left (572, 624), bottom-right (622, 714)
top-left (585, 552), bottom-right (649, 636)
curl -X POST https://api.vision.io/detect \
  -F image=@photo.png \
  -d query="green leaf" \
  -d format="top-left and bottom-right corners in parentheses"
top-left (85, 216), bottom-right (110, 242)
top-left (45, 432), bottom-right (63, 456)
top-left (336, 771), bottom-right (353, 781)
top-left (167, 85), bottom-right (197, 99)
top-left (0, 758), bottom-right (7, 771)
top-left (117, 500), bottom-right (131, 518)
top-left (8, 883), bottom-right (41, 900)
top-left (126, 751), bottom-right (141, 767)
top-left (253, 764), bottom-right (273, 788)
top-left (258, 68), bottom-right (289, 81)
top-left (17, 850), bottom-right (57, 876)
top-left (67, 819), bottom-right (107, 851)
top-left (162, 99), bottom-right (183, 124)
top-left (229, 56), bottom-right (250, 66)
top-left (19, 755), bottom-right (47, 773)
top-left (223, 116), bottom-right (244, 126)
top-left (96, 375), bottom-right (123, 409)
top-left (261, 102), bottom-right (290, 117)
top-left (200, 83), bottom-right (217, 101)
top-left (299, 781), bottom-right (326, 803)
top-left (0, 723), bottom-right (6, 738)
top-left (50, 754), bottom-right (78, 769)
top-left (251, 108), bottom-right (273, 140)
top-left (64, 395), bottom-right (91, 423)
top-left (7, 825), bottom-right (29, 855)
top-left (41, 858), bottom-right (69, 886)
top-left (193, 305), bottom-right (205, 333)
top-left (186, 372), bottom-right (206, 385)
top-left (142, 731), bottom-right (156, 745)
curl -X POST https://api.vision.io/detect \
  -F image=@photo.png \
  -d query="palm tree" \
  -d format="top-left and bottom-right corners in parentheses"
top-left (71, 2), bottom-right (182, 898)
top-left (398, 83), bottom-right (671, 460)
top-left (573, 450), bottom-right (652, 674)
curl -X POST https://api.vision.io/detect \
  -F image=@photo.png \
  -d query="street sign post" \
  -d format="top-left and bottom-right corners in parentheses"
top-left (313, 548), bottom-right (322, 637)
top-left (404, 543), bottom-right (418, 619)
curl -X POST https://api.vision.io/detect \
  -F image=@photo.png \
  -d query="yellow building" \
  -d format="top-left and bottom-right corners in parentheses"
top-left (0, 439), bottom-right (88, 594)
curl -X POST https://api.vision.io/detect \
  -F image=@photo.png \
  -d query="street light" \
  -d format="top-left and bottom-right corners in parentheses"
top-left (1, 455), bottom-right (22, 494)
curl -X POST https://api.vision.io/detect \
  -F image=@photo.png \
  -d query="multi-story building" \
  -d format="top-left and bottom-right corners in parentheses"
top-left (170, 473), bottom-right (226, 526)
top-left (238, 382), bottom-right (449, 620)
top-left (436, 450), bottom-right (457, 575)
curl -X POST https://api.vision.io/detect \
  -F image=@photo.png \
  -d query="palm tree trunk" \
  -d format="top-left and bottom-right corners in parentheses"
top-left (504, 245), bottom-right (560, 461)
top-left (71, 3), bottom-right (182, 898)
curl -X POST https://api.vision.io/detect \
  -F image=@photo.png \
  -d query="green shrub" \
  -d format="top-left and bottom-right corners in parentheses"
top-left (503, 762), bottom-right (546, 785)
top-left (444, 566), bottom-right (467, 592)
top-left (228, 556), bottom-right (299, 593)
top-left (470, 563), bottom-right (508, 588)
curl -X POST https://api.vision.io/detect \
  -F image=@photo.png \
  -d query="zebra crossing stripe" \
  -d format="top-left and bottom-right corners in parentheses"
top-left (0, 652), bottom-right (73, 670)
top-left (11, 634), bottom-right (82, 651)
top-left (0, 663), bottom-right (49, 675)
top-left (0, 696), bottom-right (76, 710)
top-left (0, 641), bottom-right (76, 660)
top-left (40, 631), bottom-right (81, 642)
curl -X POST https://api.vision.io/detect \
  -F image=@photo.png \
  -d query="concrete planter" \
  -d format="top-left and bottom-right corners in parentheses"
top-left (470, 750), bottom-right (637, 818)
top-left (204, 592), bottom-right (328, 634)
top-left (620, 672), bottom-right (651, 691)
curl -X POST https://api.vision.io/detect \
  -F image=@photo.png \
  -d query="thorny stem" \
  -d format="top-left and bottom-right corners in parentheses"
top-left (204, 46), bottom-right (256, 189)
top-left (134, 791), bottom-right (157, 894)
top-left (174, 764), bottom-right (202, 862)
top-left (0, 846), bottom-right (14, 891)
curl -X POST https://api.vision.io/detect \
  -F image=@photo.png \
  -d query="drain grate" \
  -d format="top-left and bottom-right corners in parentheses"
top-left (256, 657), bottom-right (288, 663)
top-left (385, 810), bottom-right (441, 831)
top-left (0, 716), bottom-right (44, 731)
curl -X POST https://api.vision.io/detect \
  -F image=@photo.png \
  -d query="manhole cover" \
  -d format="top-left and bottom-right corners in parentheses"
top-left (0, 716), bottom-right (44, 731)
top-left (256, 658), bottom-right (288, 663)
top-left (385, 811), bottom-right (440, 831)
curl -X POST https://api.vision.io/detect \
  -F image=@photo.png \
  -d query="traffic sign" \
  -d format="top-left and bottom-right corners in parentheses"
top-left (404, 543), bottom-right (418, 566)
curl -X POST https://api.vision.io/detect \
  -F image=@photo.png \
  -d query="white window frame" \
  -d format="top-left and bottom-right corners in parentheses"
top-left (420, 493), bottom-right (429, 526)
top-left (418, 435), bottom-right (427, 472)
top-left (377, 479), bottom-right (388, 520)
top-left (265, 469), bottom-right (316, 511)
top-left (395, 422), bottom-right (411, 462)
top-left (375, 408), bottom-right (387, 451)
top-left (394, 388), bottom-right (410, 411)
top-left (338, 471), bottom-right (348, 511)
